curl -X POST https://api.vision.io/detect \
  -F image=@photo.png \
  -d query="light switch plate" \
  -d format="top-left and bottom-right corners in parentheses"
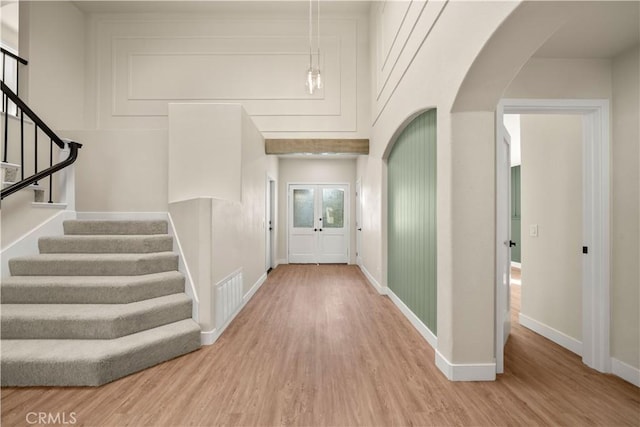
top-left (529, 224), bottom-right (538, 237)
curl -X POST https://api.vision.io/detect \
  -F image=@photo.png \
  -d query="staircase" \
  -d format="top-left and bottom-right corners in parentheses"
top-left (0, 219), bottom-right (201, 386)
top-left (1, 162), bottom-right (46, 202)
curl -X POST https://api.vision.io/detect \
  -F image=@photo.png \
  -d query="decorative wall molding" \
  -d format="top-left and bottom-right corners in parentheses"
top-left (519, 313), bottom-right (583, 356)
top-left (91, 15), bottom-right (364, 134)
top-left (201, 271), bottom-right (268, 345)
top-left (435, 349), bottom-right (497, 381)
top-left (372, 1), bottom-right (448, 124)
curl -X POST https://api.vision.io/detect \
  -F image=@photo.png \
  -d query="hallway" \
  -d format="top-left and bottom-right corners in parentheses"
top-left (2, 265), bottom-right (638, 426)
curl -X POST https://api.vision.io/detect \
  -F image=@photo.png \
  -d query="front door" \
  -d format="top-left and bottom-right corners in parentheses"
top-left (288, 184), bottom-right (349, 264)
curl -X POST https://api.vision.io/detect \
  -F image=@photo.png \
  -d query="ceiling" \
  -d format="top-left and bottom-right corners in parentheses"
top-left (533, 1), bottom-right (639, 59)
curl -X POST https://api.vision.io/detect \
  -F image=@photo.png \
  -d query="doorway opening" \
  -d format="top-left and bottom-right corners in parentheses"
top-left (495, 99), bottom-right (610, 375)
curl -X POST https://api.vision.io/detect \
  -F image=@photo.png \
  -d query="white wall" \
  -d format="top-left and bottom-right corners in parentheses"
top-left (364, 0), bottom-right (520, 368)
top-left (520, 114), bottom-right (583, 344)
top-left (1, 1), bottom-right (86, 249)
top-left (168, 105), bottom-right (276, 332)
top-left (611, 46), bottom-right (640, 370)
top-left (84, 6), bottom-right (370, 139)
top-left (168, 104), bottom-right (242, 203)
top-left (21, 1), bottom-right (85, 129)
top-left (278, 157), bottom-right (357, 264)
top-left (56, 129), bottom-right (169, 212)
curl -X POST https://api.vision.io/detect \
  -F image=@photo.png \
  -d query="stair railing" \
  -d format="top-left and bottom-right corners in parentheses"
top-left (1, 50), bottom-right (82, 203)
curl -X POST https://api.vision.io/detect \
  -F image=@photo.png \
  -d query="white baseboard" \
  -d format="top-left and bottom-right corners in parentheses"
top-left (435, 350), bottom-right (496, 381)
top-left (1, 210), bottom-right (76, 278)
top-left (358, 265), bottom-right (387, 295)
top-left (519, 313), bottom-right (582, 356)
top-left (386, 287), bottom-right (437, 349)
top-left (167, 212), bottom-right (199, 323)
top-left (244, 272), bottom-right (268, 302)
top-left (276, 258), bottom-right (288, 266)
top-left (611, 358), bottom-right (640, 387)
top-left (510, 261), bottom-right (521, 269)
top-left (201, 272), bottom-right (268, 346)
top-left (76, 211), bottom-right (168, 220)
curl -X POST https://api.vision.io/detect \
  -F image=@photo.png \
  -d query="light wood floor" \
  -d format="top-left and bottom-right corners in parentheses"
top-left (2, 265), bottom-right (638, 426)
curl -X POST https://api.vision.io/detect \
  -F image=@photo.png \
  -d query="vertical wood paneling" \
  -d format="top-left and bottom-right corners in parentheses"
top-left (511, 166), bottom-right (522, 263)
top-left (388, 109), bottom-right (437, 334)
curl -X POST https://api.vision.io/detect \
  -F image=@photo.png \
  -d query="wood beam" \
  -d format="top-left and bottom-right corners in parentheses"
top-left (265, 139), bottom-right (369, 155)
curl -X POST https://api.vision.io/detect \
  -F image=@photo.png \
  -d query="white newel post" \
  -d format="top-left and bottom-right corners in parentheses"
top-left (59, 138), bottom-right (76, 211)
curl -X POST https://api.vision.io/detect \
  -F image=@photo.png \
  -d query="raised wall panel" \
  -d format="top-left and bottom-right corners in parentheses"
top-left (387, 109), bottom-right (437, 334)
top-left (91, 14), bottom-right (364, 135)
top-left (373, 1), bottom-right (448, 122)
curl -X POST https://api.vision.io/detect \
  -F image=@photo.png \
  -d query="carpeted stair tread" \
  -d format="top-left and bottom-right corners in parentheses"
top-left (9, 252), bottom-right (178, 276)
top-left (1, 319), bottom-right (201, 386)
top-left (39, 235), bottom-right (173, 254)
top-left (1, 271), bottom-right (185, 304)
top-left (1, 293), bottom-right (192, 339)
top-left (63, 220), bottom-right (168, 235)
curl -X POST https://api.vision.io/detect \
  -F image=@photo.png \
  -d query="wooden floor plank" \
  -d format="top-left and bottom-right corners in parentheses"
top-left (2, 264), bottom-right (638, 426)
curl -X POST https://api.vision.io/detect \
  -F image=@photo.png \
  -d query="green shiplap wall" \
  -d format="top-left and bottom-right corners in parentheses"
top-left (511, 166), bottom-right (521, 263)
top-left (387, 109), bottom-right (437, 334)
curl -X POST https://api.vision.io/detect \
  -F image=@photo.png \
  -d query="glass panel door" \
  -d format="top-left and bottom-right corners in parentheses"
top-left (288, 185), bottom-right (318, 263)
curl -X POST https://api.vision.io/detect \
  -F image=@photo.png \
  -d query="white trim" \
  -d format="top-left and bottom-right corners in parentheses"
top-left (510, 261), bottom-right (521, 269)
top-left (1, 210), bottom-right (76, 278)
top-left (286, 182), bottom-right (351, 264)
top-left (386, 287), bottom-right (437, 349)
top-left (611, 358), bottom-right (640, 388)
top-left (497, 98), bottom-right (611, 374)
top-left (519, 313), bottom-right (582, 356)
top-left (200, 272), bottom-right (268, 346)
top-left (75, 211), bottom-right (169, 220)
top-left (243, 272), bottom-right (268, 302)
top-left (31, 202), bottom-right (67, 209)
top-left (276, 258), bottom-right (288, 266)
top-left (359, 264), bottom-right (387, 295)
top-left (435, 350), bottom-right (496, 381)
top-left (167, 212), bottom-right (199, 322)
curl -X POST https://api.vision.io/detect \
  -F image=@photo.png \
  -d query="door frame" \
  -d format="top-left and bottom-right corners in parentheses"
top-left (286, 182), bottom-right (351, 264)
top-left (496, 126), bottom-right (512, 373)
top-left (495, 98), bottom-right (611, 374)
top-left (265, 175), bottom-right (276, 272)
top-left (355, 178), bottom-right (362, 266)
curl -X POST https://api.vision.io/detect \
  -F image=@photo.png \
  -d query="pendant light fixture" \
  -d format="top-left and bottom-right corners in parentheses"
top-left (305, 0), bottom-right (322, 94)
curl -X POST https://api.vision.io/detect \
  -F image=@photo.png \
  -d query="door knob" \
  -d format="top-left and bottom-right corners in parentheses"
top-left (319, 228), bottom-right (323, 232)
top-left (509, 240), bottom-right (517, 247)
top-left (358, 228), bottom-right (362, 231)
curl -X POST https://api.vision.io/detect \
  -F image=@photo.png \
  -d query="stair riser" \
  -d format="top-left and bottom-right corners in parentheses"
top-left (39, 236), bottom-right (174, 254)
top-left (1, 277), bottom-right (185, 304)
top-left (1, 328), bottom-right (200, 386)
top-left (64, 220), bottom-right (168, 236)
top-left (9, 255), bottom-right (178, 276)
top-left (1, 301), bottom-right (192, 339)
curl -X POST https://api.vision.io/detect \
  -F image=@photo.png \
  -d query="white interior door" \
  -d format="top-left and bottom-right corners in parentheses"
top-left (288, 184), bottom-right (348, 264)
top-left (496, 126), bottom-right (513, 374)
